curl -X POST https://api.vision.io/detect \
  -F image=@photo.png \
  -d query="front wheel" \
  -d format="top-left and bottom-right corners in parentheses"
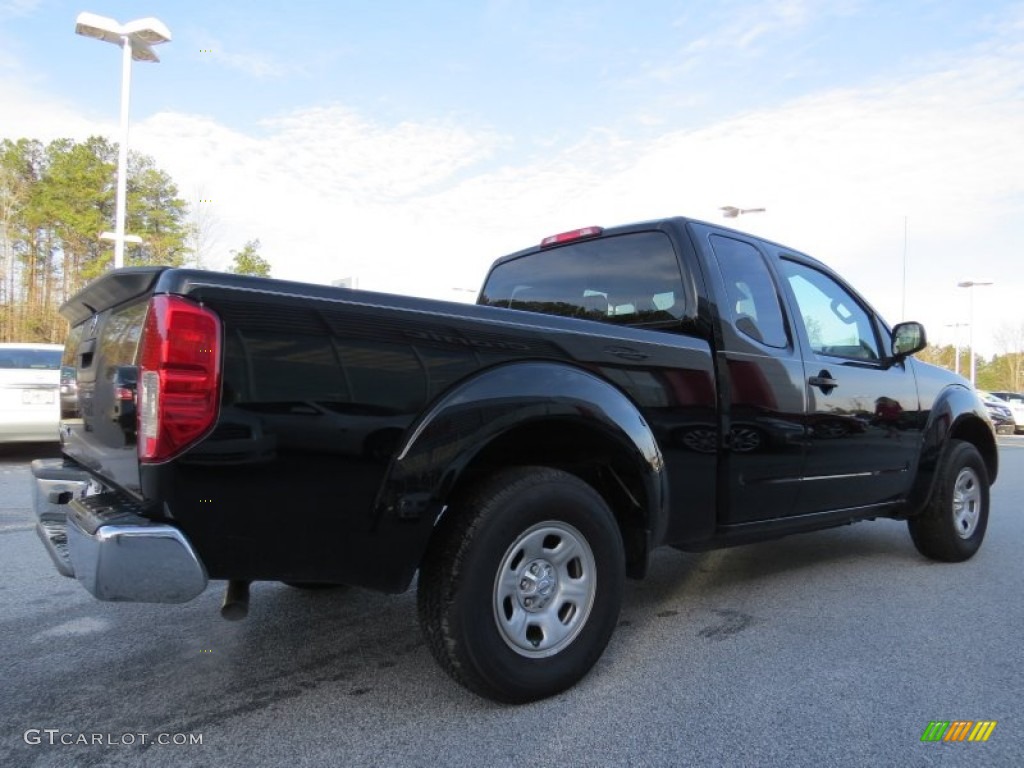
top-left (908, 440), bottom-right (990, 562)
top-left (418, 467), bottom-right (625, 703)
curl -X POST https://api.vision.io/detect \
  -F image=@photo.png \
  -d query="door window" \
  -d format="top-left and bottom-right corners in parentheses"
top-left (781, 260), bottom-right (881, 361)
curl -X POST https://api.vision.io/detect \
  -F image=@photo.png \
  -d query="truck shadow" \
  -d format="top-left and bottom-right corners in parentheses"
top-left (632, 520), bottom-right (916, 606)
top-left (614, 520), bottom-right (920, 641)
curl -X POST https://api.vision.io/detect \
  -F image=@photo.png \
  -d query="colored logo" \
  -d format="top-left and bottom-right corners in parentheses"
top-left (921, 721), bottom-right (996, 742)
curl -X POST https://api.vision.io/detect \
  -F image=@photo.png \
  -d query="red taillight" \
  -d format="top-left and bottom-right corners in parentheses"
top-left (137, 295), bottom-right (221, 463)
top-left (115, 387), bottom-right (134, 401)
top-left (539, 226), bottom-right (603, 248)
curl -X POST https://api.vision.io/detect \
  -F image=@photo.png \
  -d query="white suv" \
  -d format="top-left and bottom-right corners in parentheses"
top-left (0, 343), bottom-right (63, 443)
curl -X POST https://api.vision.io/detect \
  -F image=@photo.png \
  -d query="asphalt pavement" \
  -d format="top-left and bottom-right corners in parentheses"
top-left (1, 438), bottom-right (1022, 767)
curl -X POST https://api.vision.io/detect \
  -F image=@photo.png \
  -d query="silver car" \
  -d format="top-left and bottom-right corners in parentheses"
top-left (0, 343), bottom-right (63, 443)
top-left (989, 391), bottom-right (1024, 434)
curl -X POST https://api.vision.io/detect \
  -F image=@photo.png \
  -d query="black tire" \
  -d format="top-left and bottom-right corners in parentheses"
top-left (417, 466), bottom-right (625, 703)
top-left (908, 440), bottom-right (989, 562)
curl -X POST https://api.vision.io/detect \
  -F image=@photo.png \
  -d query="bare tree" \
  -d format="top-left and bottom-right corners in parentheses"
top-left (994, 322), bottom-right (1024, 392)
top-left (0, 163), bottom-right (22, 341)
top-left (185, 185), bottom-right (224, 270)
top-left (916, 343), bottom-right (957, 371)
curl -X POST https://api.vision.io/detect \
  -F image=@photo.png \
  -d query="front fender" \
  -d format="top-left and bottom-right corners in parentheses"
top-left (371, 361), bottom-right (668, 589)
top-left (906, 383), bottom-right (997, 514)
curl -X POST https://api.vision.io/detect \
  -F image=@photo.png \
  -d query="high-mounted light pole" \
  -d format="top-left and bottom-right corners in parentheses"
top-left (944, 322), bottom-right (969, 375)
top-left (957, 280), bottom-right (994, 387)
top-left (720, 206), bottom-right (766, 218)
top-left (75, 12), bottom-right (171, 269)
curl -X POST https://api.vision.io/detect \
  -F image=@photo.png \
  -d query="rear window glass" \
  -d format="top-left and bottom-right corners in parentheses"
top-left (480, 232), bottom-right (686, 327)
top-left (0, 348), bottom-right (62, 369)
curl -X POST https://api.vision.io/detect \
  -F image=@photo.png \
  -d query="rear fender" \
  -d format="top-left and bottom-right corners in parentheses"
top-left (371, 361), bottom-right (667, 588)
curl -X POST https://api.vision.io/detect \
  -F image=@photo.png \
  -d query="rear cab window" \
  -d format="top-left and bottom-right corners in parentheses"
top-left (708, 235), bottom-right (789, 349)
top-left (479, 231), bottom-right (687, 328)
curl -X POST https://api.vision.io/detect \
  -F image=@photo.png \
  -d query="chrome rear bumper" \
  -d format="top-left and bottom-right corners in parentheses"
top-left (32, 459), bottom-right (208, 603)
top-left (32, 458), bottom-right (93, 577)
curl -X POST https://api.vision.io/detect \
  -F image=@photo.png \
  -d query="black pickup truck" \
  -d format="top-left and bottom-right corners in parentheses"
top-left (33, 216), bottom-right (997, 703)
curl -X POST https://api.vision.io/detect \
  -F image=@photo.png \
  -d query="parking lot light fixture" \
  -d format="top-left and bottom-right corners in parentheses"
top-left (75, 12), bottom-right (171, 269)
top-left (720, 206), bottom-right (766, 218)
top-left (957, 280), bottom-right (994, 387)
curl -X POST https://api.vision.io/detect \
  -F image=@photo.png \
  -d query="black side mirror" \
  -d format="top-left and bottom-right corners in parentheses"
top-left (891, 321), bottom-right (927, 359)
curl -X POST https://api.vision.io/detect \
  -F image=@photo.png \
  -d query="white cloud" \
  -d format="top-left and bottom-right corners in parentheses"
top-left (256, 107), bottom-right (501, 200)
top-left (0, 76), bottom-right (108, 139)
top-left (197, 36), bottom-right (296, 79)
top-left (676, 0), bottom-right (860, 57)
top-left (0, 0), bottom-right (42, 21)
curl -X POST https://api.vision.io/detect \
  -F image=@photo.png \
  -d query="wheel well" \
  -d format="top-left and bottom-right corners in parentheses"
top-left (448, 420), bottom-right (652, 578)
top-left (950, 416), bottom-right (998, 484)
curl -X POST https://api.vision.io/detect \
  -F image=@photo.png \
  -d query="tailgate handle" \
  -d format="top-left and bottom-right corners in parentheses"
top-left (78, 338), bottom-right (95, 368)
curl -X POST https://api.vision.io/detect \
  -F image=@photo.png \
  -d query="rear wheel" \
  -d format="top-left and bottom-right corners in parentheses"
top-left (418, 467), bottom-right (625, 703)
top-left (908, 440), bottom-right (989, 562)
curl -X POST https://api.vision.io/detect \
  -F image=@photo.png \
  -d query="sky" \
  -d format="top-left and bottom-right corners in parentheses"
top-left (1, 0), bottom-right (1023, 357)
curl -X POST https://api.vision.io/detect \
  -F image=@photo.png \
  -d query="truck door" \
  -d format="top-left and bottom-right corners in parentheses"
top-left (776, 256), bottom-right (921, 515)
top-left (704, 233), bottom-right (808, 524)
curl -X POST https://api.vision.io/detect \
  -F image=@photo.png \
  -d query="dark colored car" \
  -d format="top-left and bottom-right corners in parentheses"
top-left (979, 391), bottom-right (1016, 435)
top-left (988, 391), bottom-right (1024, 433)
top-left (108, 365), bottom-right (138, 436)
top-left (59, 364), bottom-right (79, 420)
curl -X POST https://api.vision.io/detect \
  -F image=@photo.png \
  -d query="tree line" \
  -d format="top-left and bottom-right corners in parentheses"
top-left (916, 338), bottom-right (1024, 394)
top-left (0, 136), bottom-right (270, 343)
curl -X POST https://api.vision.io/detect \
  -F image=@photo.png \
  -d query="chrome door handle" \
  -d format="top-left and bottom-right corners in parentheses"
top-left (809, 370), bottom-right (838, 394)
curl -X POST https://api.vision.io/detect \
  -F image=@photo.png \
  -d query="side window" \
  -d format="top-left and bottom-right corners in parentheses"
top-left (480, 232), bottom-right (686, 327)
top-left (709, 235), bottom-right (788, 348)
top-left (781, 260), bottom-right (881, 361)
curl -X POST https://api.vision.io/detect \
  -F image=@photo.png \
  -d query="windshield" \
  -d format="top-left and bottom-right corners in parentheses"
top-left (0, 348), bottom-right (62, 370)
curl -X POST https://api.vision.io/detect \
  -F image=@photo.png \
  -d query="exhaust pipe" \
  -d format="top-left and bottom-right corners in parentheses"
top-left (220, 580), bottom-right (250, 621)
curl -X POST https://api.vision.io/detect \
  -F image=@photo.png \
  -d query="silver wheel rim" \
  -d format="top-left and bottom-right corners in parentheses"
top-left (952, 467), bottom-right (982, 539)
top-left (493, 521), bottom-right (596, 658)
